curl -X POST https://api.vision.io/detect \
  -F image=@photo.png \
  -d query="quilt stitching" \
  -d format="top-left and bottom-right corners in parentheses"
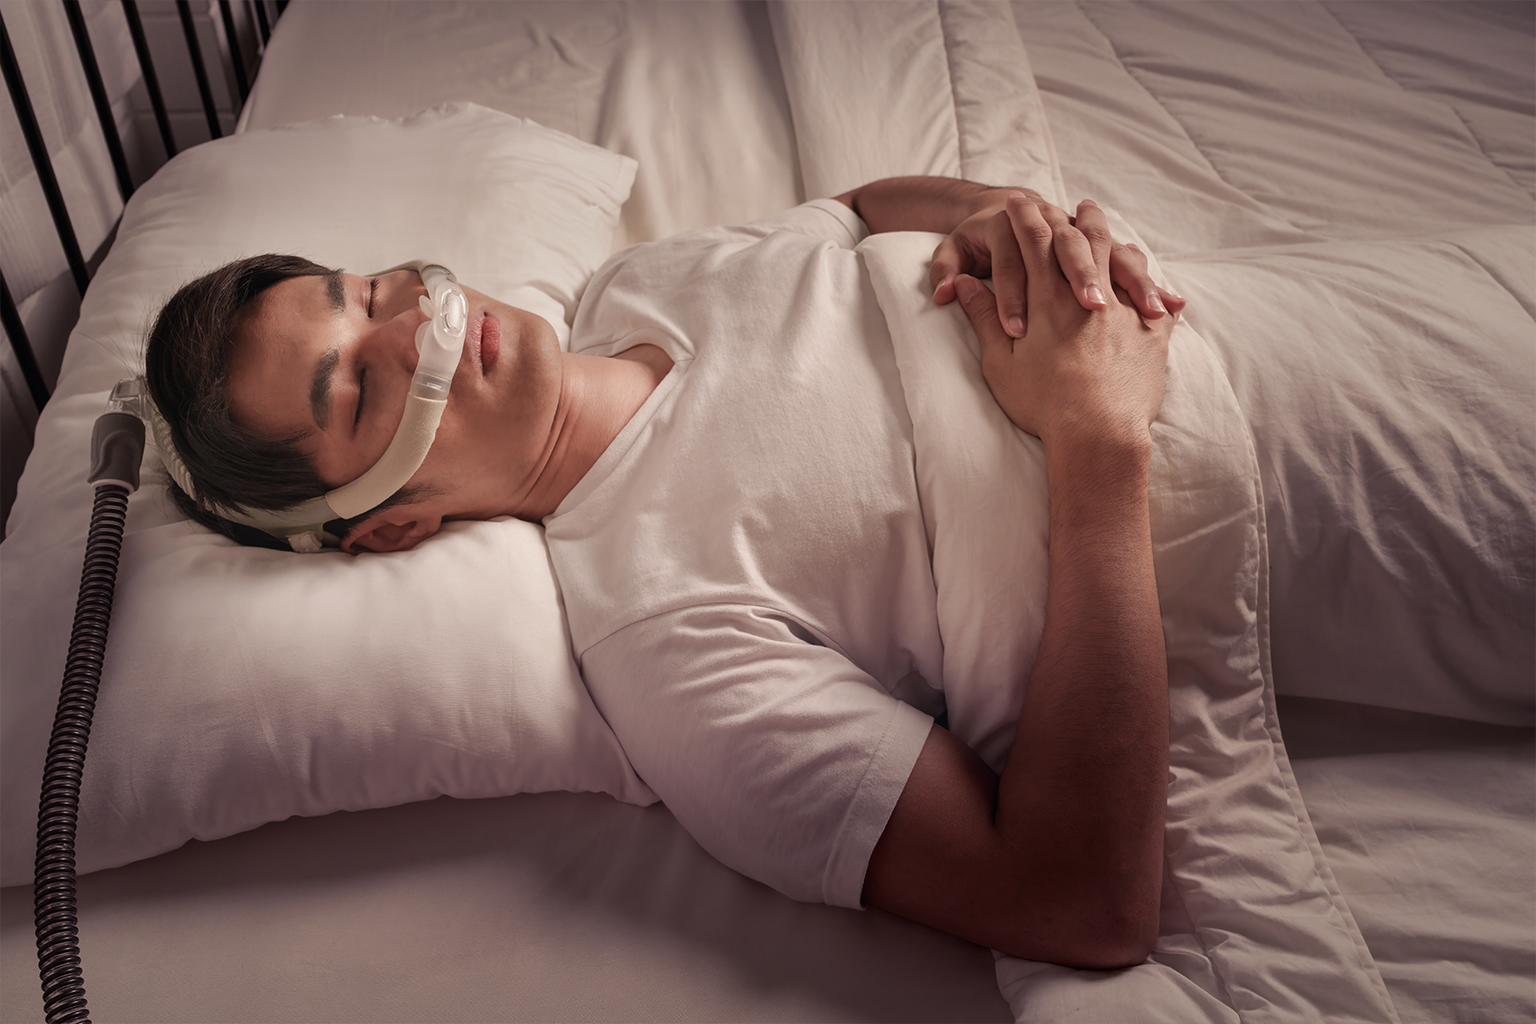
top-left (1316, 1), bottom-right (1533, 202)
top-left (1069, 1), bottom-right (1274, 233)
top-left (1441, 240), bottom-right (1536, 325)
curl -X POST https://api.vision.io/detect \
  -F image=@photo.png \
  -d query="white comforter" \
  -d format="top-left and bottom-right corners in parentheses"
top-left (1018, 1), bottom-right (1535, 728)
top-left (862, 227), bottom-right (1392, 1021)
top-left (771, 1), bottom-right (1530, 1019)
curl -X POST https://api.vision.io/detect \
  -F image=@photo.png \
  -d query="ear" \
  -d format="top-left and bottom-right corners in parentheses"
top-left (341, 507), bottom-right (443, 554)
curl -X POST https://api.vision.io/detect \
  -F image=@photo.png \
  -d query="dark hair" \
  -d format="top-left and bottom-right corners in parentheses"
top-left (144, 254), bottom-right (409, 547)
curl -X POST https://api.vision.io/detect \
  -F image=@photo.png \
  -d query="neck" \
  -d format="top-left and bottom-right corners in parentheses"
top-left (512, 347), bottom-right (670, 519)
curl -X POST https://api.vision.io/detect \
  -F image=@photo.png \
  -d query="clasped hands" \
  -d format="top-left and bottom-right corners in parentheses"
top-left (930, 188), bottom-right (1184, 333)
top-left (932, 189), bottom-right (1179, 447)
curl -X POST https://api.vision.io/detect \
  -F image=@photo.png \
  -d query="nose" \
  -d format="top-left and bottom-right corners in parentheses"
top-left (360, 269), bottom-right (433, 371)
top-left (368, 302), bottom-right (428, 373)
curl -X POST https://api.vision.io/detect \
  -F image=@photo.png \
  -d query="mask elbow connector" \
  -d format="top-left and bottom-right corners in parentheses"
top-left (88, 412), bottom-right (145, 493)
top-left (90, 378), bottom-right (148, 492)
top-left (410, 371), bottom-right (454, 401)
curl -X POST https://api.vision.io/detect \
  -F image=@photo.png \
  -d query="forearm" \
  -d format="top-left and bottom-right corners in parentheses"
top-left (996, 429), bottom-right (1168, 962)
top-left (861, 200), bottom-right (1172, 969)
top-left (835, 176), bottom-right (1014, 235)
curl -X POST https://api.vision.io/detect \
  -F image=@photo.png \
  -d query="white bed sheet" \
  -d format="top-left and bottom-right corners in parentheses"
top-left (0, 791), bottom-right (1011, 1022)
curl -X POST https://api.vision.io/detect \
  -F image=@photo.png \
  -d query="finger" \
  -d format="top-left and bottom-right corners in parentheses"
top-left (1107, 242), bottom-right (1166, 319)
top-left (1110, 242), bottom-right (1191, 320)
top-left (954, 274), bottom-right (1012, 365)
top-left (929, 235), bottom-right (963, 305)
top-left (1033, 202), bottom-right (1103, 310)
top-left (988, 208), bottom-right (1028, 338)
top-left (1005, 197), bottom-right (1058, 307)
top-left (1070, 200), bottom-right (1116, 307)
top-left (1009, 186), bottom-right (1048, 208)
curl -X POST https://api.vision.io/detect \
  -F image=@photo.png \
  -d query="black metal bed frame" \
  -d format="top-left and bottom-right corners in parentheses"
top-left (0, 0), bottom-right (287, 413)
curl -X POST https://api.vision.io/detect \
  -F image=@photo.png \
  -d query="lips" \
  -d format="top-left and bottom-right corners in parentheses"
top-left (480, 314), bottom-right (501, 375)
top-left (466, 312), bottom-right (501, 377)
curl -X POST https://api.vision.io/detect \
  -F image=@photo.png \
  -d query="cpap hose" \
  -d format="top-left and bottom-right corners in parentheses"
top-left (35, 389), bottom-right (145, 1024)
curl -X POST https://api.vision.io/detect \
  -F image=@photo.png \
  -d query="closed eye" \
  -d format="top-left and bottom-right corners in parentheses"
top-left (367, 278), bottom-right (377, 318)
top-left (354, 366), bottom-right (367, 430)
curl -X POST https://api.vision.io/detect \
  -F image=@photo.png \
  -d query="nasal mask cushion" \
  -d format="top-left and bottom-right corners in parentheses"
top-left (145, 261), bottom-right (468, 552)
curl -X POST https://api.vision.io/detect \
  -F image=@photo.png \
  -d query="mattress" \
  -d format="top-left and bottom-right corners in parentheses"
top-left (3, 699), bottom-right (1527, 1022)
top-left (1, 792), bottom-right (1012, 1022)
top-left (2, 2), bottom-right (1531, 1021)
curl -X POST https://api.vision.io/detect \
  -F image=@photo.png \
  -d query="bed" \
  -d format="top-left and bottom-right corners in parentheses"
top-left (2, 2), bottom-right (1531, 1021)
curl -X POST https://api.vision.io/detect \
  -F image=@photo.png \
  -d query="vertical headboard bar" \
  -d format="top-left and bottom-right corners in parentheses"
top-left (215, 0), bottom-right (249, 103)
top-left (120, 0), bottom-right (177, 160)
top-left (0, 9), bottom-right (91, 300)
top-left (249, 0), bottom-right (270, 46)
top-left (175, 0), bottom-right (223, 140)
top-left (61, 0), bottom-right (135, 203)
top-left (0, 272), bottom-right (51, 412)
top-left (2, 0), bottom-right (286, 413)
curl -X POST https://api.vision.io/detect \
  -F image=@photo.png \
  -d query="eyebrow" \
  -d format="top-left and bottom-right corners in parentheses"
top-left (310, 346), bottom-right (340, 430)
top-left (307, 271), bottom-right (348, 429)
top-left (324, 270), bottom-right (346, 315)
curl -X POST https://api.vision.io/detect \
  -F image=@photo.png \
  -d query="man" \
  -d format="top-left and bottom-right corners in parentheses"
top-left (147, 178), bottom-right (1179, 968)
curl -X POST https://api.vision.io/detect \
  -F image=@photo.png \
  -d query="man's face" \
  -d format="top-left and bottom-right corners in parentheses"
top-left (226, 268), bottom-right (562, 545)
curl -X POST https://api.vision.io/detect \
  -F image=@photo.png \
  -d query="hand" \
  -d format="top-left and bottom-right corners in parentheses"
top-left (952, 199), bottom-right (1173, 448)
top-left (930, 190), bottom-right (1186, 339)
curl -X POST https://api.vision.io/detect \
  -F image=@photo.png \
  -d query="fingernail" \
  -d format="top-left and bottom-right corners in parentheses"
top-left (1147, 292), bottom-right (1166, 313)
top-left (1086, 283), bottom-right (1107, 306)
top-left (956, 276), bottom-right (980, 302)
top-left (1081, 199), bottom-right (1098, 208)
top-left (1008, 316), bottom-right (1024, 337)
top-left (1008, 190), bottom-right (1030, 202)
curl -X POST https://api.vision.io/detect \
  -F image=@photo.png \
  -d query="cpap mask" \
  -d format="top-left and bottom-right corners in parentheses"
top-left (143, 261), bottom-right (468, 552)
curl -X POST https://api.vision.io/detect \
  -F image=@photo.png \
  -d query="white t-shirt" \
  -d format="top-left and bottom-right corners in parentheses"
top-left (545, 200), bottom-right (943, 909)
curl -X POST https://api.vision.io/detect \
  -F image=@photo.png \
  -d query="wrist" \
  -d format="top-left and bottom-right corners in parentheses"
top-left (1044, 425), bottom-right (1153, 508)
top-left (1041, 437), bottom-right (1152, 600)
top-left (1046, 416), bottom-right (1154, 463)
top-left (924, 179), bottom-right (1010, 234)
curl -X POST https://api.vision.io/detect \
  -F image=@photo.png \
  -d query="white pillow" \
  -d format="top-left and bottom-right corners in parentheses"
top-left (1, 103), bottom-right (653, 886)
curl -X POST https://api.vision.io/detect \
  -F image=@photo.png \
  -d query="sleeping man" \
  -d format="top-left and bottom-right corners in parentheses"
top-left (145, 177), bottom-right (1182, 969)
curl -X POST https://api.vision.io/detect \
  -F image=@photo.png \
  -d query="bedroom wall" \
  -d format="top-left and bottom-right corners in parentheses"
top-left (1, 0), bottom-right (263, 533)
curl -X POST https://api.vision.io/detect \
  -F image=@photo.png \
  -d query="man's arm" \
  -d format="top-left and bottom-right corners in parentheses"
top-left (835, 176), bottom-right (1012, 235)
top-left (833, 176), bottom-right (1184, 337)
top-left (861, 200), bottom-right (1171, 969)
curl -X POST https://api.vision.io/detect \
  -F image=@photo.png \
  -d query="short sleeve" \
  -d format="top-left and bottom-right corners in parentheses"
top-left (570, 199), bottom-right (870, 358)
top-left (741, 197), bottom-right (870, 248)
top-left (579, 604), bottom-right (932, 909)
